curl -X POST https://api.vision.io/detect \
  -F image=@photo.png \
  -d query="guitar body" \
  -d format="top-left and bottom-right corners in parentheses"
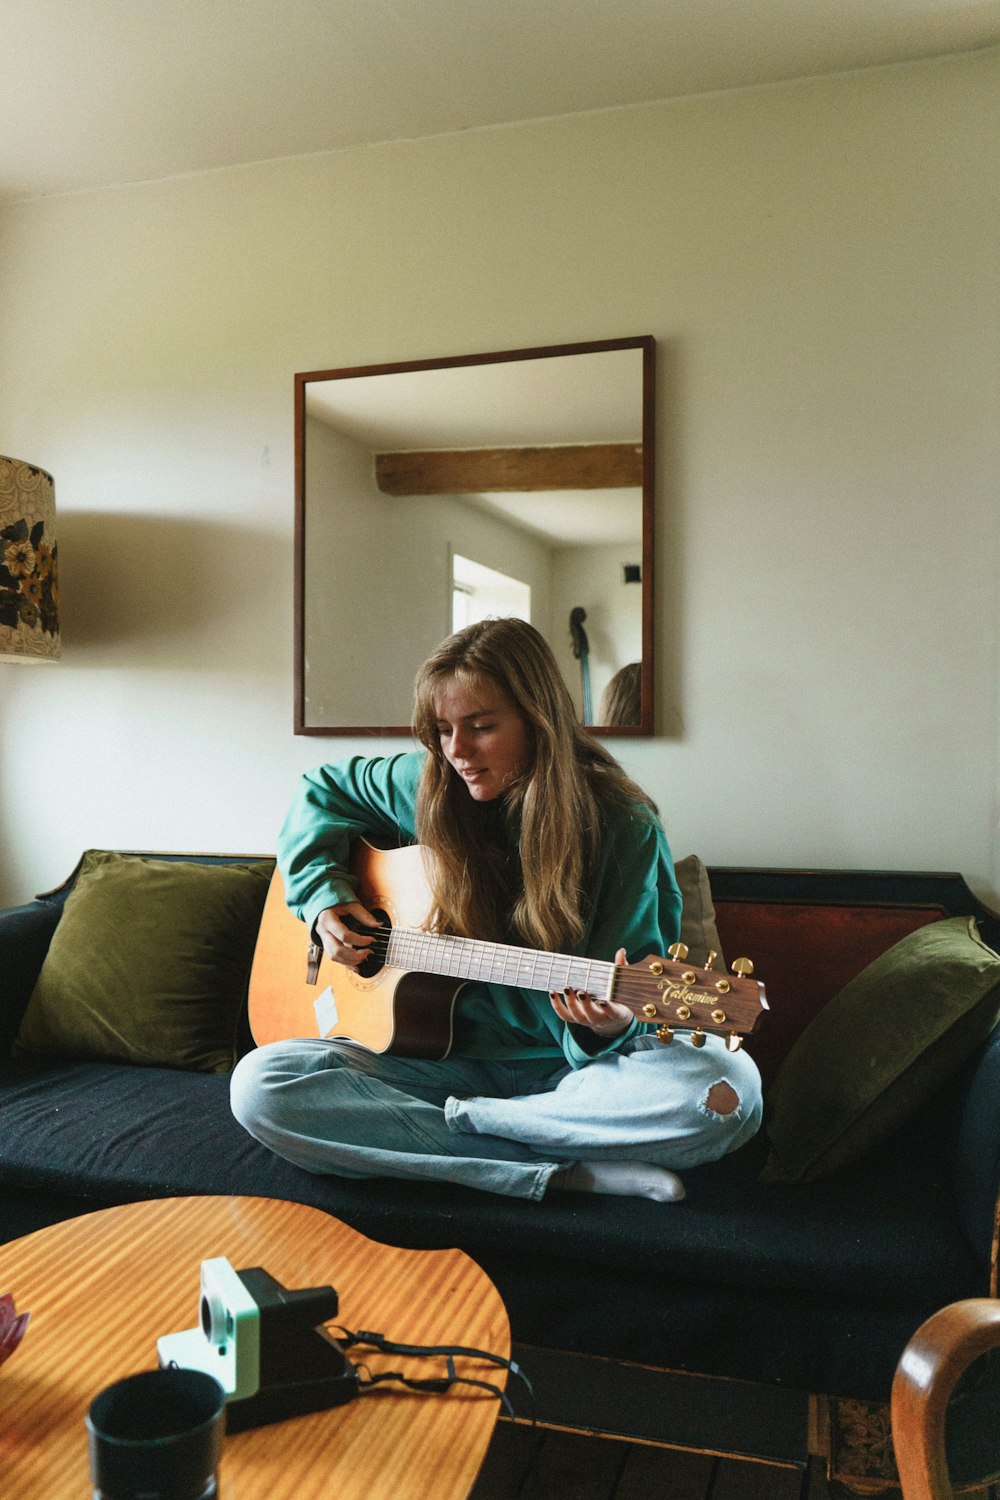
top-left (248, 842), bottom-right (463, 1059)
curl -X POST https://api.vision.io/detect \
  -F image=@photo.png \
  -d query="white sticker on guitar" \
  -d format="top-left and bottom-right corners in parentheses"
top-left (313, 986), bottom-right (339, 1037)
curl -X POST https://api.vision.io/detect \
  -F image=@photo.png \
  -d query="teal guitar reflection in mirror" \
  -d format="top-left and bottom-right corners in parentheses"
top-left (294, 336), bottom-right (656, 735)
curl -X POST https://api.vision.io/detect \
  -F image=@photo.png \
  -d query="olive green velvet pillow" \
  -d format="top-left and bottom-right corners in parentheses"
top-left (13, 851), bottom-right (273, 1074)
top-left (762, 916), bottom-right (1000, 1184)
top-left (673, 854), bottom-right (726, 972)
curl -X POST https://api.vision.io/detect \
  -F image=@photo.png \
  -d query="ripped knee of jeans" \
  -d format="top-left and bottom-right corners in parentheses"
top-left (705, 1080), bottom-right (740, 1116)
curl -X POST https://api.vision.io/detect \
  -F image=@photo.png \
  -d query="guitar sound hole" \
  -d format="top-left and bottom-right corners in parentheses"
top-left (343, 909), bottom-right (390, 980)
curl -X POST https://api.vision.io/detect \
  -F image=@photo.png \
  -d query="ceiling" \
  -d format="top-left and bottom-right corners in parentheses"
top-left (4, 0), bottom-right (998, 203)
top-left (304, 345), bottom-right (645, 546)
top-left (304, 347), bottom-right (643, 448)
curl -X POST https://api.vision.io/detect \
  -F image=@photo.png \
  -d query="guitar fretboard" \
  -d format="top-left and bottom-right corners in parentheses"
top-left (385, 927), bottom-right (616, 999)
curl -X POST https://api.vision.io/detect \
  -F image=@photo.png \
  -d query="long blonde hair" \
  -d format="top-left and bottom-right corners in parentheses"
top-left (412, 618), bottom-right (656, 950)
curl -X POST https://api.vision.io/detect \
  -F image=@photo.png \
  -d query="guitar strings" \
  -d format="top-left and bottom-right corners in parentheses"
top-left (347, 921), bottom-right (619, 993)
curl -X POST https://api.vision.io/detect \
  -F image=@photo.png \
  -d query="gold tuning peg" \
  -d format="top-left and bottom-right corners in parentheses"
top-left (656, 1024), bottom-right (675, 1045)
top-left (690, 1029), bottom-right (707, 1048)
top-left (727, 1033), bottom-right (743, 1052)
top-left (731, 957), bottom-right (755, 979)
top-left (704, 950), bottom-right (717, 971)
top-left (667, 942), bottom-right (689, 961)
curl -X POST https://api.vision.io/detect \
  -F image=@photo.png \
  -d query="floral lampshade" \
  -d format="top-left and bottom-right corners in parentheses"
top-left (0, 455), bottom-right (60, 663)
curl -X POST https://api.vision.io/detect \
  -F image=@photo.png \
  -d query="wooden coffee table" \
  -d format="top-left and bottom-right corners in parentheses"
top-left (0, 1195), bottom-right (510, 1499)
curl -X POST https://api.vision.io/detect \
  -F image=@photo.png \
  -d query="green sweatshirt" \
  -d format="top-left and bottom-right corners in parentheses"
top-left (277, 752), bottom-right (682, 1069)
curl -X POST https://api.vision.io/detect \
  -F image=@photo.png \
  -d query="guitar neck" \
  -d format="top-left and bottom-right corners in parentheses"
top-left (386, 927), bottom-right (616, 999)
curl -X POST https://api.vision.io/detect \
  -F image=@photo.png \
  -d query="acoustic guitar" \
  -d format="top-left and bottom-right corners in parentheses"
top-left (248, 841), bottom-right (768, 1059)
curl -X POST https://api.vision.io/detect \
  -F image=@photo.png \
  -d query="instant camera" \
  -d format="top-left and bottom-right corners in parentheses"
top-left (157, 1257), bottom-right (356, 1431)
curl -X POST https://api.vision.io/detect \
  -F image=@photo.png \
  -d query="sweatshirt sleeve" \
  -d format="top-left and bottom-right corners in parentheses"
top-left (561, 806), bottom-right (682, 1069)
top-left (276, 753), bottom-right (424, 934)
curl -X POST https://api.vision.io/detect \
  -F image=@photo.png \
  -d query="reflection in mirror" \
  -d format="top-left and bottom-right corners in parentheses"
top-left (295, 337), bottom-right (654, 735)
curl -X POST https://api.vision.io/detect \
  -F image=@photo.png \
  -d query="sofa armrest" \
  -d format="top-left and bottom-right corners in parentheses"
top-left (950, 1025), bottom-right (1000, 1274)
top-left (0, 899), bottom-right (62, 1055)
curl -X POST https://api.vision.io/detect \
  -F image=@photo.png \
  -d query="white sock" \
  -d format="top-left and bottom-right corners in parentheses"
top-left (550, 1161), bottom-right (686, 1203)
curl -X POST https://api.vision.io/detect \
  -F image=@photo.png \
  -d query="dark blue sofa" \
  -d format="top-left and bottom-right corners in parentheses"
top-left (1, 857), bottom-right (998, 1491)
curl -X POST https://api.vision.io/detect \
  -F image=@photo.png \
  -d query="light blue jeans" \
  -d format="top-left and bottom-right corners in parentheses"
top-left (230, 1034), bottom-right (763, 1201)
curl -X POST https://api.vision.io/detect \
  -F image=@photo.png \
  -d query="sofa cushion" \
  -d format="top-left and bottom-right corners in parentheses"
top-left (0, 1056), bottom-right (978, 1309)
top-left (762, 916), bottom-right (1000, 1183)
top-left (674, 854), bottom-right (725, 970)
top-left (12, 851), bottom-right (273, 1074)
top-left (0, 1055), bottom-right (984, 1398)
top-left (0, 897), bottom-right (63, 1056)
top-left (950, 1021), bottom-right (1000, 1261)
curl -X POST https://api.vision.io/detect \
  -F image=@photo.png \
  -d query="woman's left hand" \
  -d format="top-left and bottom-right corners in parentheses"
top-left (549, 947), bottom-right (633, 1038)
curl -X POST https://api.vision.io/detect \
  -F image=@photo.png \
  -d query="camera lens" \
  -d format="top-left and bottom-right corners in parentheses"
top-left (199, 1291), bottom-right (233, 1349)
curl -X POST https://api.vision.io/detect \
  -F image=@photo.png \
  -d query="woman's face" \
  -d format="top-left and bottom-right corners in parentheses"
top-left (433, 675), bottom-right (532, 802)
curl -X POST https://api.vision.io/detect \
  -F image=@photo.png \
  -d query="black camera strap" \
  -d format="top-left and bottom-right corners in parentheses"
top-left (335, 1327), bottom-right (533, 1421)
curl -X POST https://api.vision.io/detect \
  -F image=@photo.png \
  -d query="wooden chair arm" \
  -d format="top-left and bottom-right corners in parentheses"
top-left (891, 1298), bottom-right (1000, 1500)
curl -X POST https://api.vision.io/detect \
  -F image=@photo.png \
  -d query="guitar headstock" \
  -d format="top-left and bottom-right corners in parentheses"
top-left (614, 944), bottom-right (767, 1050)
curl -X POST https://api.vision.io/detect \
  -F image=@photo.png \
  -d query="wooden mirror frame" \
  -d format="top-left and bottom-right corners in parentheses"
top-left (294, 335), bottom-right (656, 736)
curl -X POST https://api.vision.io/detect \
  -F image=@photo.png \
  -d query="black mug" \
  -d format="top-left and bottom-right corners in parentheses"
top-left (86, 1367), bottom-right (226, 1500)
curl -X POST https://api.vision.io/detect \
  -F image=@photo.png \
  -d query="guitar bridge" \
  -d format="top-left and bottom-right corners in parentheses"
top-left (306, 941), bottom-right (322, 986)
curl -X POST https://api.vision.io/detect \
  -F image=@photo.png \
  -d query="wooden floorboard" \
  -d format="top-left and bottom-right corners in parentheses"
top-left (516, 1430), bottom-right (629, 1500)
top-left (469, 1423), bottom-right (827, 1500)
top-left (614, 1442), bottom-right (716, 1500)
top-left (710, 1454), bottom-right (808, 1500)
top-left (470, 1422), bottom-right (547, 1500)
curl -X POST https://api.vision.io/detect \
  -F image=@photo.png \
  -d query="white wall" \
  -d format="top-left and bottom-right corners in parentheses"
top-left (304, 414), bottom-right (554, 725)
top-left (551, 544), bottom-right (645, 717)
top-left (304, 415), bottom-right (435, 727)
top-left (0, 49), bottom-right (997, 907)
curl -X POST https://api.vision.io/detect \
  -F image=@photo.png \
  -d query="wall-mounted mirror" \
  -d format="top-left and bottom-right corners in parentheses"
top-left (295, 335), bottom-right (655, 735)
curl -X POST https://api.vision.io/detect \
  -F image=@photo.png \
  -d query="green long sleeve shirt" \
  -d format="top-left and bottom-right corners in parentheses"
top-left (277, 752), bottom-right (682, 1069)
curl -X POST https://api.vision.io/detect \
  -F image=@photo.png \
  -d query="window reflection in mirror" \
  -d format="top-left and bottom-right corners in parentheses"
top-left (452, 554), bottom-right (531, 633)
top-left (295, 337), bottom-right (654, 735)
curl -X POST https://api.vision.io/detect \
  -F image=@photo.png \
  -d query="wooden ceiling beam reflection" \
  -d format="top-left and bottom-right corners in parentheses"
top-left (375, 443), bottom-right (642, 495)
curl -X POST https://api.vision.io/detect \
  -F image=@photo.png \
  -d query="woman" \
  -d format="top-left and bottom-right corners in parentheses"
top-left (598, 661), bottom-right (642, 727)
top-left (231, 619), bottom-right (762, 1201)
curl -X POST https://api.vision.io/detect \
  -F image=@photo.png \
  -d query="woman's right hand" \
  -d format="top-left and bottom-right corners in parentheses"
top-left (314, 902), bottom-right (382, 969)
